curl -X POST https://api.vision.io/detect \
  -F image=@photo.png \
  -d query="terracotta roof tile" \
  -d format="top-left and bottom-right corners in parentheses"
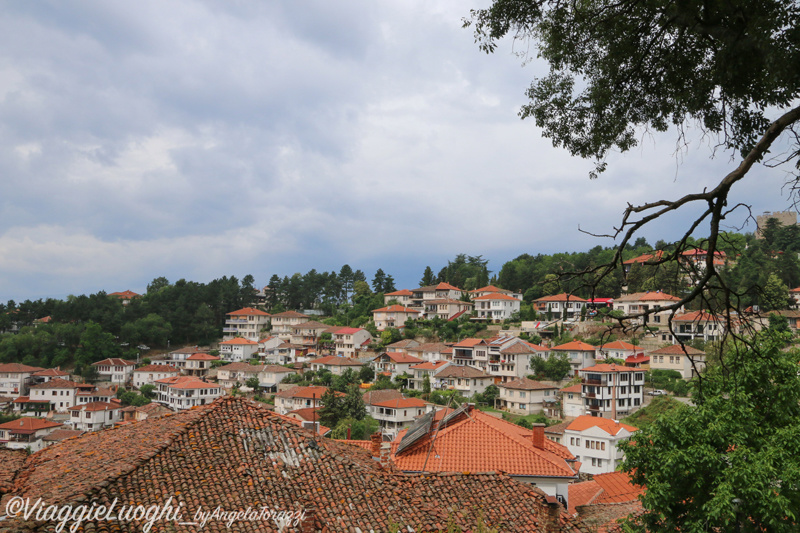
top-left (534, 293), bottom-right (588, 303)
top-left (270, 310), bottom-right (310, 318)
top-left (309, 356), bottom-right (364, 366)
top-left (435, 365), bottom-right (493, 379)
top-left (226, 307), bottom-right (270, 316)
top-left (648, 344), bottom-right (706, 355)
top-left (0, 363), bottom-right (45, 373)
top-left (568, 480), bottom-right (603, 514)
top-left (377, 352), bottom-right (424, 364)
top-left (501, 378), bottom-right (558, 391)
top-left (566, 415), bottom-right (638, 435)
top-left (133, 364), bottom-right (180, 373)
top-left (552, 341), bottom-right (597, 351)
top-left (372, 304), bottom-right (420, 313)
top-left (91, 358), bottom-right (136, 367)
top-left (219, 337), bottom-right (259, 345)
top-left (362, 389), bottom-right (404, 405)
top-left (473, 293), bottom-right (521, 301)
top-left (29, 378), bottom-right (80, 390)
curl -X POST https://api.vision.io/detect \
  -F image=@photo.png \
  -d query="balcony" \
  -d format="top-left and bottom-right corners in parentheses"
top-left (588, 404), bottom-right (600, 411)
top-left (225, 319), bottom-right (248, 324)
top-left (222, 327), bottom-right (239, 333)
top-left (584, 392), bottom-right (596, 399)
top-left (583, 378), bottom-right (601, 385)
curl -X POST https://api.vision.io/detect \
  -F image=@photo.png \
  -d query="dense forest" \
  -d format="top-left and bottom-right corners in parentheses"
top-left (2, 222), bottom-right (799, 372)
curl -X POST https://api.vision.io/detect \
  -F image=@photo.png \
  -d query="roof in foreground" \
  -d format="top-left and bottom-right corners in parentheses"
top-left (566, 415), bottom-right (638, 436)
top-left (0, 397), bottom-right (589, 532)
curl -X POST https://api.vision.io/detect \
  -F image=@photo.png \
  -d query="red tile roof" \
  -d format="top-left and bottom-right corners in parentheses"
top-left (216, 362), bottom-right (262, 372)
top-left (332, 327), bottom-right (362, 335)
top-left (649, 344), bottom-right (706, 355)
top-left (625, 354), bottom-right (650, 364)
top-left (108, 290), bottom-right (140, 298)
top-left (69, 401), bottom-right (122, 412)
top-left (598, 341), bottom-right (642, 351)
top-left (309, 356), bottom-right (364, 366)
top-left (473, 293), bottom-right (521, 301)
top-left (29, 378), bottom-right (80, 390)
top-left (0, 397), bottom-right (587, 532)
top-left (566, 415), bottom-right (638, 435)
top-left (362, 389), bottom-right (405, 405)
top-left (500, 342), bottom-right (541, 355)
top-left (452, 338), bottom-right (486, 348)
top-left (385, 289), bottom-right (414, 296)
top-left (436, 282), bottom-right (462, 291)
top-left (534, 293), bottom-right (588, 303)
top-left (270, 310), bottom-right (310, 318)
top-left (372, 398), bottom-right (429, 409)
top-left (593, 471), bottom-right (645, 504)
top-left (0, 449), bottom-right (27, 492)
top-left (568, 480), bottom-right (603, 514)
top-left (500, 378), bottom-right (558, 391)
top-left (220, 337), bottom-right (259, 345)
top-left (470, 285), bottom-right (510, 293)
top-left (672, 310), bottom-right (724, 322)
top-left (614, 291), bottom-right (680, 302)
top-left (92, 358), bottom-right (136, 367)
top-left (275, 385), bottom-right (342, 400)
top-left (435, 365), bottom-right (493, 379)
top-left (226, 307), bottom-right (270, 316)
top-left (134, 364), bottom-right (180, 373)
top-left (377, 352), bottom-right (424, 364)
top-left (0, 363), bottom-right (45, 373)
top-left (0, 417), bottom-right (62, 434)
top-left (561, 384), bottom-right (583, 393)
top-left (31, 368), bottom-right (69, 377)
top-left (372, 304), bottom-right (421, 313)
top-left (552, 341), bottom-right (597, 351)
top-left (410, 361), bottom-right (449, 371)
top-left (579, 363), bottom-right (633, 373)
top-left (392, 409), bottom-right (577, 479)
top-left (186, 352), bottom-right (219, 360)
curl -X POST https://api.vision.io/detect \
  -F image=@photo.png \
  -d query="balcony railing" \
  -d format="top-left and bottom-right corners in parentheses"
top-left (584, 392), bottom-right (596, 398)
top-left (583, 378), bottom-right (601, 385)
top-left (588, 404), bottom-right (600, 411)
top-left (226, 319), bottom-right (248, 324)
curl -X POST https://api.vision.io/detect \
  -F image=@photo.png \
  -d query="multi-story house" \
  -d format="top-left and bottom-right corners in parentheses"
top-left (256, 364), bottom-right (297, 391)
top-left (579, 364), bottom-right (645, 419)
top-left (670, 311), bottom-right (727, 343)
top-left (261, 341), bottom-right (307, 365)
top-left (613, 291), bottom-right (683, 329)
top-left (595, 341), bottom-right (643, 361)
top-left (274, 385), bottom-right (341, 415)
top-left (488, 341), bottom-right (544, 382)
top-left (472, 293), bottom-right (521, 321)
top-left (75, 384), bottom-right (116, 405)
top-left (31, 368), bottom-right (71, 385)
top-left (222, 307), bottom-right (271, 342)
top-left (405, 342), bottom-right (451, 363)
top-left (290, 321), bottom-right (330, 347)
top-left (269, 311), bottom-right (311, 340)
top-left (469, 285), bottom-right (523, 300)
top-left (550, 341), bottom-right (597, 374)
top-left (648, 344), bottom-right (706, 379)
top-left (155, 376), bottom-right (223, 410)
top-left (371, 305), bottom-right (420, 331)
top-left (560, 384), bottom-right (584, 419)
top-left (91, 358), bottom-right (136, 384)
top-left (330, 327), bottom-right (372, 358)
top-left (410, 283), bottom-right (463, 307)
top-left (564, 415), bottom-right (638, 475)
top-left (367, 397), bottom-right (433, 438)
top-left (27, 378), bottom-right (80, 412)
top-left (407, 361), bottom-right (450, 390)
top-left (184, 353), bottom-right (220, 377)
top-left (383, 289), bottom-right (415, 307)
top-left (308, 356), bottom-right (364, 376)
top-left (133, 364), bottom-right (181, 389)
top-left (108, 290), bottom-right (140, 306)
top-left (216, 362), bottom-right (264, 388)
top-left (150, 346), bottom-right (201, 371)
top-left (0, 363), bottom-right (44, 397)
top-left (423, 298), bottom-right (473, 320)
top-left (496, 378), bottom-right (558, 415)
top-left (385, 339), bottom-right (420, 354)
top-left (69, 402), bottom-right (122, 432)
top-left (451, 338), bottom-right (491, 370)
top-left (0, 418), bottom-right (63, 452)
top-left (219, 337), bottom-right (260, 362)
top-left (433, 365), bottom-right (494, 396)
top-left (533, 293), bottom-right (588, 321)
top-left (372, 352), bottom-right (424, 381)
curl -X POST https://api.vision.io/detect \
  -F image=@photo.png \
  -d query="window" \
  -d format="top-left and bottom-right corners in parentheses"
top-left (601, 442), bottom-right (605, 451)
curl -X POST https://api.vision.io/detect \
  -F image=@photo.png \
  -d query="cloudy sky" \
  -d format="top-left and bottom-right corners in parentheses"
top-left (0, 1), bottom-right (795, 302)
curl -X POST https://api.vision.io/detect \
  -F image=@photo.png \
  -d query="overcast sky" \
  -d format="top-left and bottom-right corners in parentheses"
top-left (0, 1), bottom-right (795, 302)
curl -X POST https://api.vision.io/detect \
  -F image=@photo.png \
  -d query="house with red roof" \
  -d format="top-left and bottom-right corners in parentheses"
top-left (222, 307), bottom-right (271, 341)
top-left (383, 288), bottom-right (415, 306)
top-left (648, 344), bottom-right (706, 378)
top-left (451, 337), bottom-right (491, 370)
top-left (91, 357), bottom-right (136, 384)
top-left (69, 401), bottom-right (123, 432)
top-left (423, 298), bottom-right (473, 320)
top-left (533, 293), bottom-right (588, 321)
top-left (472, 292), bottom-right (522, 321)
top-left (371, 304), bottom-right (420, 331)
top-left (596, 340), bottom-right (643, 360)
top-left (469, 284), bottom-right (523, 300)
top-left (154, 376), bottom-right (222, 410)
top-left (290, 320), bottom-right (331, 347)
top-left (372, 351), bottom-right (424, 380)
top-left (308, 355), bottom-right (364, 375)
top-left (184, 352), bottom-right (220, 377)
top-left (624, 353), bottom-right (650, 369)
top-left (368, 396), bottom-right (434, 435)
top-left (407, 360), bottom-right (450, 390)
top-left (670, 310), bottom-right (728, 343)
top-left (433, 365), bottom-right (494, 396)
top-left (405, 342), bottom-right (451, 363)
top-left (108, 290), bottom-right (140, 305)
top-left (497, 378), bottom-right (559, 415)
top-left (579, 364), bottom-right (645, 419)
top-left (0, 363), bottom-right (44, 397)
top-left (385, 338), bottom-right (420, 353)
top-left (551, 340), bottom-right (598, 373)
top-left (488, 339), bottom-right (547, 381)
top-left (132, 364), bottom-right (180, 389)
top-left (330, 326), bottom-right (372, 358)
top-left (274, 385), bottom-right (342, 415)
top-left (0, 417), bottom-right (63, 452)
top-left (391, 406), bottom-right (579, 506)
top-left (27, 378), bottom-right (81, 412)
top-left (560, 384), bottom-right (584, 419)
top-left (411, 282), bottom-right (464, 306)
top-left (564, 415), bottom-right (638, 474)
top-left (219, 336), bottom-right (260, 362)
top-left (568, 471), bottom-right (644, 520)
top-left (613, 291), bottom-right (683, 329)
top-left (269, 310), bottom-right (311, 339)
top-left (30, 367), bottom-right (71, 385)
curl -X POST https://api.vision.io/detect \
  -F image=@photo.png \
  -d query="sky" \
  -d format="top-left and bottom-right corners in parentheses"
top-left (0, 0), bottom-right (796, 303)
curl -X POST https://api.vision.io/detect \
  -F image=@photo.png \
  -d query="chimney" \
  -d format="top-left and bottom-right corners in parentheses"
top-left (379, 442), bottom-right (392, 468)
top-left (531, 423), bottom-right (546, 449)
top-left (370, 432), bottom-right (382, 460)
top-left (544, 497), bottom-right (563, 533)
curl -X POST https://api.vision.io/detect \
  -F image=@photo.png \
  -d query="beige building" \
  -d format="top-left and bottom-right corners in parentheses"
top-left (756, 210), bottom-right (797, 239)
top-left (496, 378), bottom-right (558, 415)
top-left (648, 344), bottom-right (706, 379)
top-left (270, 311), bottom-right (311, 339)
top-left (371, 305), bottom-right (420, 331)
top-left (222, 307), bottom-right (271, 341)
top-left (423, 298), bottom-right (473, 320)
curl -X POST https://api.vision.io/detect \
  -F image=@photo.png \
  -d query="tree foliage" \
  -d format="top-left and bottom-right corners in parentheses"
top-left (620, 333), bottom-right (800, 532)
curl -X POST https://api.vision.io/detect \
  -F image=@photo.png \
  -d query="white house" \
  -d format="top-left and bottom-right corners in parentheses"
top-left (595, 341), bottom-right (643, 361)
top-left (564, 415), bottom-right (638, 475)
top-left (579, 364), bottom-right (645, 419)
top-left (222, 307), bottom-right (271, 342)
top-left (560, 384), bottom-right (584, 419)
top-left (219, 337), bottom-right (260, 362)
top-left (372, 352), bottom-right (424, 380)
top-left (330, 327), bottom-right (373, 358)
top-left (405, 342), bottom-right (451, 363)
top-left (155, 376), bottom-right (223, 410)
top-left (411, 283), bottom-right (464, 306)
top-left (533, 293), bottom-right (588, 321)
top-left (469, 285), bottom-right (523, 300)
top-left (433, 365), bottom-right (494, 396)
top-left (371, 305), bottom-right (420, 331)
top-left (423, 299), bottom-right (473, 320)
top-left (367, 397), bottom-right (433, 436)
top-left (0, 418), bottom-right (63, 452)
top-left (69, 402), bottom-right (123, 432)
top-left (92, 358), bottom-right (136, 384)
top-left (133, 364), bottom-right (181, 389)
top-left (308, 356), bottom-right (364, 376)
top-left (408, 361), bottom-right (450, 391)
top-left (0, 363), bottom-right (44, 397)
top-left (472, 293), bottom-right (521, 321)
top-left (612, 291), bottom-right (683, 328)
top-left (488, 341), bottom-right (544, 382)
top-left (383, 289), bottom-right (415, 306)
top-left (648, 344), bottom-right (706, 379)
top-left (496, 378), bottom-right (558, 415)
top-left (550, 341), bottom-right (597, 374)
top-left (274, 385), bottom-right (341, 415)
top-left (184, 353), bottom-right (220, 377)
top-left (27, 378), bottom-right (80, 412)
top-left (269, 311), bottom-right (311, 340)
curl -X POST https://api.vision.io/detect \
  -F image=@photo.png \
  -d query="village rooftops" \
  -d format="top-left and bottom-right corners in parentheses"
top-left (308, 356), bottom-right (364, 366)
top-left (472, 293), bottom-right (521, 301)
top-left (186, 352), bottom-right (220, 361)
top-left (219, 337), bottom-right (259, 345)
top-left (552, 341), bottom-right (597, 351)
top-left (371, 304), bottom-right (421, 313)
top-left (31, 368), bottom-right (69, 377)
top-left (649, 344), bottom-right (706, 355)
top-left (0, 363), bottom-right (45, 373)
top-left (534, 293), bottom-right (589, 303)
top-left (0, 417), bottom-right (62, 434)
top-left (226, 307), bottom-right (270, 316)
top-left (435, 365), bottom-right (492, 379)
top-left (91, 358), bottom-right (136, 367)
top-left (269, 310), bottom-right (310, 319)
top-left (29, 378), bottom-right (80, 389)
top-left (501, 378), bottom-right (558, 391)
top-left (614, 291), bottom-right (680, 302)
top-left (0, 397), bottom-right (588, 532)
top-left (566, 415), bottom-right (638, 436)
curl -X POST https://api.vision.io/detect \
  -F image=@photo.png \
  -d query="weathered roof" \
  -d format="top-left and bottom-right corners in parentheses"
top-left (566, 415), bottom-right (638, 436)
top-left (500, 378), bottom-right (558, 391)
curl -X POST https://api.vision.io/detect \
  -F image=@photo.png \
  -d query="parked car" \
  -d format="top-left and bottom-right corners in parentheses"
top-left (648, 389), bottom-right (666, 396)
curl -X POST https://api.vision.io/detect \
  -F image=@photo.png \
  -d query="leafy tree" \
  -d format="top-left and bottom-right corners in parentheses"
top-left (621, 333), bottom-right (800, 532)
top-left (358, 365), bottom-right (375, 383)
top-left (139, 384), bottom-right (156, 399)
top-left (543, 353), bottom-right (572, 381)
top-left (420, 266), bottom-right (435, 287)
top-left (762, 273), bottom-right (790, 311)
top-left (479, 384), bottom-right (500, 407)
top-left (245, 377), bottom-right (260, 389)
top-left (372, 269), bottom-right (387, 293)
top-left (422, 374), bottom-right (431, 395)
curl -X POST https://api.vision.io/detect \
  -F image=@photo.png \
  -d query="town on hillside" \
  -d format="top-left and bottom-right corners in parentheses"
top-left (1, 220), bottom-right (799, 531)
